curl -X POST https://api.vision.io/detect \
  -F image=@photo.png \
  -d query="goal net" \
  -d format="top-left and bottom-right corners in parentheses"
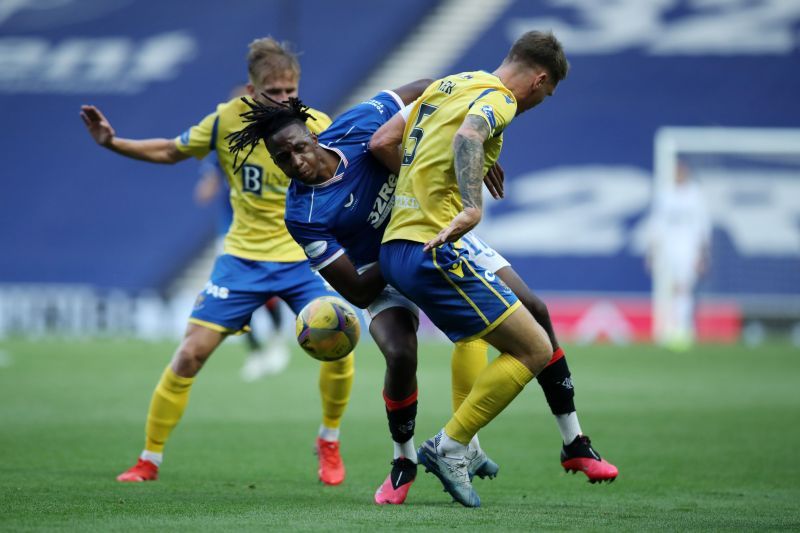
top-left (652, 127), bottom-right (800, 344)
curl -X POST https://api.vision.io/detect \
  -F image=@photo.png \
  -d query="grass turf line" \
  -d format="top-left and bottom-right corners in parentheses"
top-left (0, 339), bottom-right (798, 531)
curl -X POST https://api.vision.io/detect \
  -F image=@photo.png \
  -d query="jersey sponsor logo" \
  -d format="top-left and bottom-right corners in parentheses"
top-left (365, 98), bottom-right (387, 115)
top-left (394, 194), bottom-right (420, 210)
top-left (304, 240), bottom-right (328, 259)
top-left (481, 105), bottom-right (497, 130)
top-left (367, 174), bottom-right (398, 228)
top-left (203, 281), bottom-right (229, 299)
top-left (241, 164), bottom-right (263, 195)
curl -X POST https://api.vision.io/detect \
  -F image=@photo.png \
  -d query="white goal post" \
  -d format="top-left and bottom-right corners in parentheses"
top-left (652, 127), bottom-right (800, 344)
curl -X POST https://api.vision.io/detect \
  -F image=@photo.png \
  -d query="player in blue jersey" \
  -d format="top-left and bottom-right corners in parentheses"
top-left (229, 83), bottom-right (515, 504)
top-left (227, 83), bottom-right (434, 504)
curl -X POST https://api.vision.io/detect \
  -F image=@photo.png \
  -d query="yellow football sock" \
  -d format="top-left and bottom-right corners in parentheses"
top-left (445, 354), bottom-right (533, 445)
top-left (144, 366), bottom-right (195, 453)
top-left (451, 339), bottom-right (489, 412)
top-left (319, 352), bottom-right (354, 429)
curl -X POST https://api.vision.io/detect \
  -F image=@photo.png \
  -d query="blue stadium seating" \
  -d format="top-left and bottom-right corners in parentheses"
top-left (0, 0), bottom-right (435, 290)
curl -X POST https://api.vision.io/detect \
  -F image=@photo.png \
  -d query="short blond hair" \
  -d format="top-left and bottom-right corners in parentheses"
top-left (247, 37), bottom-right (301, 83)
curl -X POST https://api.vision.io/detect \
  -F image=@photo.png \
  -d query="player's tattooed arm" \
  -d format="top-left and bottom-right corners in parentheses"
top-left (423, 115), bottom-right (490, 251)
top-left (454, 115), bottom-right (491, 211)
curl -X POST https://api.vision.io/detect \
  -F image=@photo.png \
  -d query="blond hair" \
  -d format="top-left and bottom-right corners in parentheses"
top-left (247, 37), bottom-right (301, 83)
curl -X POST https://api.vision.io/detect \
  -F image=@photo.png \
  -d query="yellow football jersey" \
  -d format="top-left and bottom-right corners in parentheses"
top-left (175, 97), bottom-right (332, 261)
top-left (383, 71), bottom-right (517, 244)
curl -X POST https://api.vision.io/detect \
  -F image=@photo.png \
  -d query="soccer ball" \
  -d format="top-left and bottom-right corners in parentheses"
top-left (295, 296), bottom-right (360, 361)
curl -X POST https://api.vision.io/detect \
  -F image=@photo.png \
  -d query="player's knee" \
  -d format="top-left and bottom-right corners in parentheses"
top-left (173, 338), bottom-right (213, 376)
top-left (525, 327), bottom-right (553, 374)
top-left (382, 340), bottom-right (417, 377)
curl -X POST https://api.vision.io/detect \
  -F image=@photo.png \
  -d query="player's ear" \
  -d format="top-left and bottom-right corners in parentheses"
top-left (532, 70), bottom-right (548, 91)
top-left (245, 83), bottom-right (256, 97)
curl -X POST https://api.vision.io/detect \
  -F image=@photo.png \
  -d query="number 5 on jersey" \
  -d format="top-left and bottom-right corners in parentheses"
top-left (402, 103), bottom-right (438, 166)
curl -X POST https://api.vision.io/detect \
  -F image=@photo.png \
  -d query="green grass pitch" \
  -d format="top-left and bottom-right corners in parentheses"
top-left (1, 338), bottom-right (798, 531)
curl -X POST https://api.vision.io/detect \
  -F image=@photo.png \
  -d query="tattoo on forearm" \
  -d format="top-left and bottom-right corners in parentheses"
top-left (454, 115), bottom-right (490, 210)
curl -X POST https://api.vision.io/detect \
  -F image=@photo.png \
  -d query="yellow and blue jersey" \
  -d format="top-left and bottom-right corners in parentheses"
top-left (285, 90), bottom-right (403, 271)
top-left (175, 97), bottom-right (332, 262)
top-left (383, 71), bottom-right (517, 244)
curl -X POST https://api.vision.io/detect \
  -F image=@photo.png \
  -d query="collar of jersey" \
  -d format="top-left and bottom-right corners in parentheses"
top-left (306, 144), bottom-right (348, 188)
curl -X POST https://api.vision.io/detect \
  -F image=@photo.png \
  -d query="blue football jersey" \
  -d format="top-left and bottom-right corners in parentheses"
top-left (285, 90), bottom-right (404, 271)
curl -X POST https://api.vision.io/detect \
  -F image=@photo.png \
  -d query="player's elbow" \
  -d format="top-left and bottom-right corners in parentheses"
top-left (368, 129), bottom-right (394, 155)
top-left (162, 142), bottom-right (189, 165)
top-left (453, 128), bottom-right (484, 148)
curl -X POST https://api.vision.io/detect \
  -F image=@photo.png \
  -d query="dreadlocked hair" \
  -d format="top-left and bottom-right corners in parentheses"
top-left (226, 94), bottom-right (316, 172)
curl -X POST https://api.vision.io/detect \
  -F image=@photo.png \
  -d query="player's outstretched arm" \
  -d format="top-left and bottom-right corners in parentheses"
top-left (423, 115), bottom-right (490, 251)
top-left (319, 257), bottom-right (387, 309)
top-left (392, 79), bottom-right (433, 106)
top-left (80, 105), bottom-right (190, 164)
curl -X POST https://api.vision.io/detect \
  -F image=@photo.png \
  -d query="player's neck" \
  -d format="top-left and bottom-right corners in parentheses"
top-left (310, 147), bottom-right (341, 185)
top-left (493, 64), bottom-right (526, 101)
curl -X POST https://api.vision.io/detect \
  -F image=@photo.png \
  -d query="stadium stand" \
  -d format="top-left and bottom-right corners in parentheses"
top-left (0, 0), bottom-right (436, 290)
top-left (1, 0), bottom-right (799, 340)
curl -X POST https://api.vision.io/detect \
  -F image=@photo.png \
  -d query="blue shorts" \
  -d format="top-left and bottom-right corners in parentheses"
top-left (379, 240), bottom-right (520, 342)
top-left (189, 254), bottom-right (330, 334)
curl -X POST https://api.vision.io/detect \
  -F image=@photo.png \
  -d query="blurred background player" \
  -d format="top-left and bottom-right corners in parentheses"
top-left (647, 161), bottom-right (712, 350)
top-left (194, 93), bottom-right (291, 380)
top-left (79, 37), bottom-right (354, 485)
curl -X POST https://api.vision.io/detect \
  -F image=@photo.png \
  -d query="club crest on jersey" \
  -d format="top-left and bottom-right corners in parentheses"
top-left (448, 261), bottom-right (464, 278)
top-left (481, 105), bottom-right (496, 130)
top-left (304, 241), bottom-right (328, 259)
top-left (367, 174), bottom-right (397, 228)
